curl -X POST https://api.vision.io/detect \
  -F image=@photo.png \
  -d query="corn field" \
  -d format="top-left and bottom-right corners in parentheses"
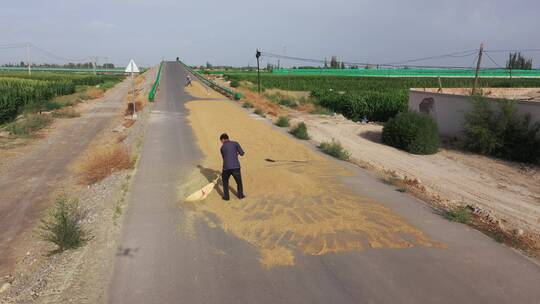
top-left (225, 74), bottom-right (540, 121)
top-left (0, 72), bottom-right (123, 124)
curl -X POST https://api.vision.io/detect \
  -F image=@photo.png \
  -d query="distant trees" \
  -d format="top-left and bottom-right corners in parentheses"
top-left (324, 56), bottom-right (346, 69)
top-left (506, 52), bottom-right (533, 70)
top-left (330, 56), bottom-right (338, 68)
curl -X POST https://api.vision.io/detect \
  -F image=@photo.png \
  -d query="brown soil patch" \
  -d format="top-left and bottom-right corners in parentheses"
top-left (179, 100), bottom-right (443, 268)
top-left (238, 89), bottom-right (288, 117)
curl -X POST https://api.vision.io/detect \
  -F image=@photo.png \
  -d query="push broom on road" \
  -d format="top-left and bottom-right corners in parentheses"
top-left (185, 158), bottom-right (309, 202)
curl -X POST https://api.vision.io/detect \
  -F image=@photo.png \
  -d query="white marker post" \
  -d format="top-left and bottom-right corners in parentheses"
top-left (125, 59), bottom-right (140, 119)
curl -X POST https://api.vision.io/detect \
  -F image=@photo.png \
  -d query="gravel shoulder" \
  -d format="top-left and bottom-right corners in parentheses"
top-left (0, 68), bottom-right (157, 303)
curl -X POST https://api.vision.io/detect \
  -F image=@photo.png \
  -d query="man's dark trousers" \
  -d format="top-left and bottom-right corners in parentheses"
top-left (222, 168), bottom-right (244, 199)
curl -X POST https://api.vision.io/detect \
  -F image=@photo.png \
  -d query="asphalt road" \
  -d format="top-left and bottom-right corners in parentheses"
top-left (0, 80), bottom-right (131, 278)
top-left (108, 62), bottom-right (540, 304)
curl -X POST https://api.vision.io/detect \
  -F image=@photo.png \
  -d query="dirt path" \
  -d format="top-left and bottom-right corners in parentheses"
top-left (108, 62), bottom-right (540, 304)
top-left (0, 78), bottom-right (131, 278)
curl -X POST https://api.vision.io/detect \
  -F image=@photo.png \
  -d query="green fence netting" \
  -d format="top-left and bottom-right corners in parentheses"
top-left (179, 61), bottom-right (242, 100)
top-left (148, 62), bottom-right (163, 102)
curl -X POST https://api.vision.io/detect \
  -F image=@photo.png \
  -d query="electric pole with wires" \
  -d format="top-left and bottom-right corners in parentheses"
top-left (472, 43), bottom-right (484, 95)
top-left (256, 49), bottom-right (261, 93)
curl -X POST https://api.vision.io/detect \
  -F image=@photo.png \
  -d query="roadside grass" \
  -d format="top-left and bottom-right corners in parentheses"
top-left (123, 119), bottom-right (136, 128)
top-left (318, 140), bottom-right (350, 161)
top-left (242, 101), bottom-right (254, 108)
top-left (310, 105), bottom-right (333, 115)
top-left (275, 116), bottom-right (290, 127)
top-left (230, 80), bottom-right (240, 87)
top-left (78, 144), bottom-right (134, 185)
top-left (53, 107), bottom-right (80, 118)
top-left (265, 92), bottom-right (298, 108)
top-left (290, 122), bottom-right (310, 140)
top-left (6, 114), bottom-right (54, 137)
top-left (254, 108), bottom-right (265, 117)
top-left (380, 175), bottom-right (400, 186)
top-left (278, 98), bottom-right (297, 108)
top-left (40, 194), bottom-right (91, 253)
top-left (444, 205), bottom-right (473, 224)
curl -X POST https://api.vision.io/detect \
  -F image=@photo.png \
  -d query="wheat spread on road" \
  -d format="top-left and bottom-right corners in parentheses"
top-left (178, 99), bottom-right (443, 268)
top-left (185, 81), bottom-right (225, 99)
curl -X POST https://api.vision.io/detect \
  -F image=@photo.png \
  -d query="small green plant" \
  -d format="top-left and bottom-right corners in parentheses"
top-left (318, 140), bottom-right (350, 161)
top-left (278, 98), bottom-right (297, 108)
top-left (40, 194), bottom-right (91, 252)
top-left (254, 108), bottom-right (265, 117)
top-left (6, 114), bottom-right (54, 137)
top-left (242, 101), bottom-right (253, 108)
top-left (290, 122), bottom-right (310, 140)
top-left (382, 111), bottom-right (439, 154)
top-left (275, 116), bottom-right (290, 127)
top-left (444, 205), bottom-right (472, 224)
top-left (230, 80), bottom-right (240, 88)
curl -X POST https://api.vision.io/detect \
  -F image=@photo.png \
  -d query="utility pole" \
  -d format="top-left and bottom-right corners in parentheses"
top-left (26, 43), bottom-right (31, 75)
top-left (256, 49), bottom-right (261, 93)
top-left (472, 43), bottom-right (484, 95)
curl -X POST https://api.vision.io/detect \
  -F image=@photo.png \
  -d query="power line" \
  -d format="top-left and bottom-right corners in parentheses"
top-left (260, 50), bottom-right (491, 69)
top-left (382, 49), bottom-right (479, 66)
top-left (484, 52), bottom-right (503, 68)
top-left (485, 48), bottom-right (540, 53)
top-left (30, 44), bottom-right (89, 62)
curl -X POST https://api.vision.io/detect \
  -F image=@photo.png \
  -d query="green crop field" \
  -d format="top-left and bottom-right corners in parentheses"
top-left (0, 72), bottom-right (123, 124)
top-left (225, 73), bottom-right (540, 121)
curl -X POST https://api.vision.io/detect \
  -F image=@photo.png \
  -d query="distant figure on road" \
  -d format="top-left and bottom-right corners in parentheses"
top-left (186, 75), bottom-right (192, 87)
top-left (219, 133), bottom-right (245, 201)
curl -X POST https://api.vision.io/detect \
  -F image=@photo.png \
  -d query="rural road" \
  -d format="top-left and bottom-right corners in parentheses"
top-left (0, 79), bottom-right (131, 278)
top-left (108, 62), bottom-right (540, 304)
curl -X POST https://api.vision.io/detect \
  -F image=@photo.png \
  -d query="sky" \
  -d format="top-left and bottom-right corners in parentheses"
top-left (1, 0), bottom-right (539, 68)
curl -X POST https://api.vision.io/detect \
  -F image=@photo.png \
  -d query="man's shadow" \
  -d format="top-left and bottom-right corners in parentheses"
top-left (197, 165), bottom-right (239, 197)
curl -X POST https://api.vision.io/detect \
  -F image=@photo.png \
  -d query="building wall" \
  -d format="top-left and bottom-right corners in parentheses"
top-left (409, 90), bottom-right (540, 138)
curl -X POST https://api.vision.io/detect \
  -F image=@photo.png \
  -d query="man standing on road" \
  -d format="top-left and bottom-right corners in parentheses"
top-left (220, 133), bottom-right (245, 201)
top-left (186, 75), bottom-right (192, 86)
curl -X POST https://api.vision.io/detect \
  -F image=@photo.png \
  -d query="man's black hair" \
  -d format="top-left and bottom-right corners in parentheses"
top-left (220, 133), bottom-right (229, 141)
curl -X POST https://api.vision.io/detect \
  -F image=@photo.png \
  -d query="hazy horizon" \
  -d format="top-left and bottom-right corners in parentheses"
top-left (1, 0), bottom-right (539, 68)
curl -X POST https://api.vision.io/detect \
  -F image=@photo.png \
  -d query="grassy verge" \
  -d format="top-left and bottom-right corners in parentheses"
top-left (318, 140), bottom-right (350, 161)
top-left (254, 108), bottom-right (265, 117)
top-left (275, 116), bottom-right (290, 127)
top-left (5, 114), bottom-right (54, 137)
top-left (444, 205), bottom-right (473, 224)
top-left (309, 105), bottom-right (333, 115)
top-left (290, 122), bottom-right (310, 140)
